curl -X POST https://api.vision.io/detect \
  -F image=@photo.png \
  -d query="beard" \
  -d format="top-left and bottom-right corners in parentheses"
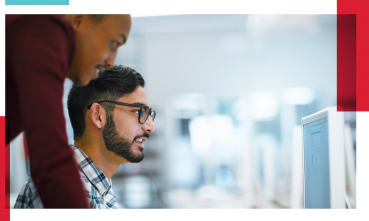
top-left (102, 114), bottom-right (145, 163)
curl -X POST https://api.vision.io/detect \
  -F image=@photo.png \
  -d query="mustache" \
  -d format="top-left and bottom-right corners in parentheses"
top-left (132, 133), bottom-right (150, 143)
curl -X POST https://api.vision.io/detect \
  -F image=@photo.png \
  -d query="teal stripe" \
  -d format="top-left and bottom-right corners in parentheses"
top-left (6, 0), bottom-right (69, 5)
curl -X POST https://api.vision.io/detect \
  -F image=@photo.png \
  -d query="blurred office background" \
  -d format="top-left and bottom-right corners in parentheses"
top-left (10, 14), bottom-right (356, 209)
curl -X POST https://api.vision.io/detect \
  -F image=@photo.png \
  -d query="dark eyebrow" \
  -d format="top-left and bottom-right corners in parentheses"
top-left (131, 102), bottom-right (150, 108)
top-left (121, 34), bottom-right (127, 44)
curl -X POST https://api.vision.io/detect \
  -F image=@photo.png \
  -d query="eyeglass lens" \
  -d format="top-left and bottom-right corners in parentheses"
top-left (139, 106), bottom-right (155, 123)
top-left (139, 106), bottom-right (149, 123)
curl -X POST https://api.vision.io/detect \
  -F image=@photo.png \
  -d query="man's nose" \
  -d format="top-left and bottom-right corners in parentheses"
top-left (105, 51), bottom-right (117, 68)
top-left (142, 116), bottom-right (155, 134)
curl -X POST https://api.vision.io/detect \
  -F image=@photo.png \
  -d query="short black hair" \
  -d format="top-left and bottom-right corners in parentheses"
top-left (62, 14), bottom-right (106, 23)
top-left (68, 65), bottom-right (145, 141)
top-left (89, 14), bottom-right (106, 23)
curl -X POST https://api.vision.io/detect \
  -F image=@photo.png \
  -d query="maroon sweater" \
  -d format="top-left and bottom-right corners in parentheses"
top-left (6, 15), bottom-right (88, 208)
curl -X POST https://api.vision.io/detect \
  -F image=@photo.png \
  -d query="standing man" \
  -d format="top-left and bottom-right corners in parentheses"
top-left (6, 14), bottom-right (131, 208)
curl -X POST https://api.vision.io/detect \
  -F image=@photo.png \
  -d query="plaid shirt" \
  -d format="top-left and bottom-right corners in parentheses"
top-left (14, 145), bottom-right (119, 209)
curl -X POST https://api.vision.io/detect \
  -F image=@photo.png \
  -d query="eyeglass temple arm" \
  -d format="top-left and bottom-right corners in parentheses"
top-left (87, 100), bottom-right (144, 109)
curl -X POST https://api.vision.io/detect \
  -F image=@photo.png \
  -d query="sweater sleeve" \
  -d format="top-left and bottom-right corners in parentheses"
top-left (8, 15), bottom-right (88, 208)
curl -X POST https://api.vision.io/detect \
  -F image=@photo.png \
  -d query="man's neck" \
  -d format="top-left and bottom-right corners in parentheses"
top-left (74, 137), bottom-right (126, 180)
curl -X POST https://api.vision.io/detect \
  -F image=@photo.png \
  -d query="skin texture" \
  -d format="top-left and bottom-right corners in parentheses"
top-left (75, 86), bottom-right (155, 179)
top-left (64, 14), bottom-right (132, 86)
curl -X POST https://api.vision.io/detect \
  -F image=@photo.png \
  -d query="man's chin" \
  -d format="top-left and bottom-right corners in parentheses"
top-left (76, 77), bottom-right (90, 87)
top-left (69, 75), bottom-right (86, 86)
top-left (69, 71), bottom-right (94, 86)
top-left (128, 154), bottom-right (144, 163)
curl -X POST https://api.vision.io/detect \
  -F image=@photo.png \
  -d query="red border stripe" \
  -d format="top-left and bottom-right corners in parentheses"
top-left (1, 118), bottom-right (3, 221)
top-left (338, 0), bottom-right (369, 111)
top-left (337, 14), bottom-right (356, 111)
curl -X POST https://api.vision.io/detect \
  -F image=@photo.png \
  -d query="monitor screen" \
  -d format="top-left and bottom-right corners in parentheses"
top-left (303, 117), bottom-right (331, 208)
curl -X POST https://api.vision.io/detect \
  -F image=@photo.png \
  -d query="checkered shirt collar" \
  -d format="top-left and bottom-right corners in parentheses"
top-left (72, 145), bottom-right (112, 197)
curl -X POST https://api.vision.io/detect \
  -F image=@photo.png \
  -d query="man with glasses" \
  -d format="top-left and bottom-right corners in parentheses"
top-left (14, 65), bottom-right (155, 208)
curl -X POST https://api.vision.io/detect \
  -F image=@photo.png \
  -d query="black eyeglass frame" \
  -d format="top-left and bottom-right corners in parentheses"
top-left (87, 100), bottom-right (156, 124)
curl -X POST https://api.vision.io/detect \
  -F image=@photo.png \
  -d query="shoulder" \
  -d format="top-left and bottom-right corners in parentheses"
top-left (78, 171), bottom-right (102, 209)
top-left (105, 188), bottom-right (119, 209)
top-left (13, 177), bottom-right (43, 208)
top-left (6, 15), bottom-right (76, 69)
top-left (6, 14), bottom-right (74, 38)
top-left (79, 170), bottom-right (92, 189)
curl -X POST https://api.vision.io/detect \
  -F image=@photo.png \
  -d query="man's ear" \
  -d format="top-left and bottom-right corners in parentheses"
top-left (89, 104), bottom-right (105, 129)
top-left (68, 14), bottom-right (85, 30)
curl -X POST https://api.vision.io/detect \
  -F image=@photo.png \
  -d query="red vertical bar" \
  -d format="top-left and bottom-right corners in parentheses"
top-left (1, 117), bottom-right (10, 221)
top-left (5, 125), bottom-right (10, 213)
top-left (338, 0), bottom-right (369, 111)
top-left (356, 4), bottom-right (369, 111)
top-left (0, 117), bottom-right (4, 221)
top-left (337, 14), bottom-right (356, 111)
top-left (5, 145), bottom-right (10, 211)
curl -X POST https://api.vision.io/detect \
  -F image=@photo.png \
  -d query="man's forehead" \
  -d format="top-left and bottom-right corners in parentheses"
top-left (101, 15), bottom-right (131, 28)
top-left (98, 15), bottom-right (131, 40)
top-left (118, 87), bottom-right (150, 107)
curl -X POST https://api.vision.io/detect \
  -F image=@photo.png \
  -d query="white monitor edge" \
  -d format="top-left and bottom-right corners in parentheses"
top-left (301, 106), bottom-right (346, 209)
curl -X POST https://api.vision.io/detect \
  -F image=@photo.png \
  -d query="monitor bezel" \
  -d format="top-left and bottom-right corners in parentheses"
top-left (301, 106), bottom-right (345, 208)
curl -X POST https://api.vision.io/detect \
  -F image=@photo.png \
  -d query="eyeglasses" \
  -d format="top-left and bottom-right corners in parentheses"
top-left (87, 100), bottom-right (156, 124)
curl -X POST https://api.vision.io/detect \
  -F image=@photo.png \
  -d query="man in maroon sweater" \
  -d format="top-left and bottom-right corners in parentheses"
top-left (6, 14), bottom-right (131, 208)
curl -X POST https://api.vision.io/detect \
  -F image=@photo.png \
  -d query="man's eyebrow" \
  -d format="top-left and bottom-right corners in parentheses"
top-left (121, 34), bottom-right (127, 44)
top-left (131, 102), bottom-right (150, 107)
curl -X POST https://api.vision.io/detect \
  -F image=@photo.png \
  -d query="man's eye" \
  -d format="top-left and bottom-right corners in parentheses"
top-left (133, 110), bottom-right (140, 115)
top-left (112, 41), bottom-right (120, 49)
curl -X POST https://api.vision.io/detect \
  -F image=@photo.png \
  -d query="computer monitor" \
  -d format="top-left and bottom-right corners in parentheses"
top-left (301, 106), bottom-right (346, 208)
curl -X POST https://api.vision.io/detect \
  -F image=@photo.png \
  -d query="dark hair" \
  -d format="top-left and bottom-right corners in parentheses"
top-left (89, 14), bottom-right (106, 23)
top-left (61, 14), bottom-right (106, 23)
top-left (68, 65), bottom-right (145, 141)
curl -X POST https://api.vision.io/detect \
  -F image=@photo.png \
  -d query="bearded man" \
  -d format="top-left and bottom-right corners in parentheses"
top-left (14, 65), bottom-right (155, 208)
